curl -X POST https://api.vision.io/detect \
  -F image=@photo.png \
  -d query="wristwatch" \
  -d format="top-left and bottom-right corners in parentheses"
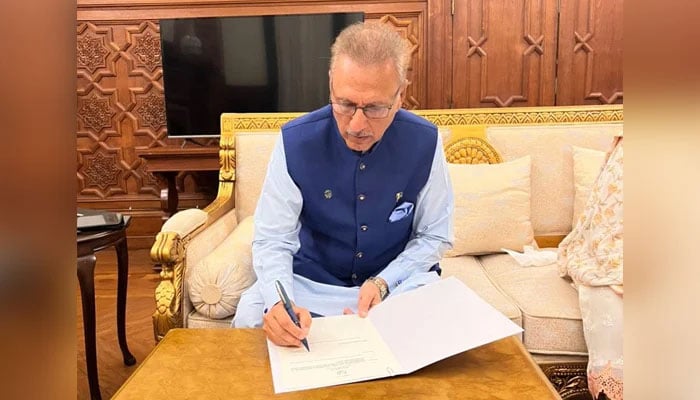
top-left (366, 276), bottom-right (389, 300)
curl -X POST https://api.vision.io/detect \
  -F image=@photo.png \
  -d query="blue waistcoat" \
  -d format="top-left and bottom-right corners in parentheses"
top-left (282, 105), bottom-right (438, 287)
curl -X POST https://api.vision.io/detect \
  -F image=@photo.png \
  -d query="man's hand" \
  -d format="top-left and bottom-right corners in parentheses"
top-left (263, 302), bottom-right (311, 348)
top-left (355, 279), bottom-right (384, 317)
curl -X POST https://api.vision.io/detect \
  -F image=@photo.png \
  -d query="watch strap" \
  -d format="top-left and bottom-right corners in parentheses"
top-left (367, 276), bottom-right (389, 300)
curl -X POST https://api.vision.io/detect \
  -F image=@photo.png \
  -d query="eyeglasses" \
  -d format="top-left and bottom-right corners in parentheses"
top-left (329, 85), bottom-right (401, 119)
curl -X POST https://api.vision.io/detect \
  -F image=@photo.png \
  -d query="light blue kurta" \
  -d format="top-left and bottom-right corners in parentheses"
top-left (233, 113), bottom-right (453, 328)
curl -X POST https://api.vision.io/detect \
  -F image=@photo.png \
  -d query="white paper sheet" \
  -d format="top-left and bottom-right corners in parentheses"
top-left (267, 276), bottom-right (523, 393)
top-left (267, 315), bottom-right (401, 393)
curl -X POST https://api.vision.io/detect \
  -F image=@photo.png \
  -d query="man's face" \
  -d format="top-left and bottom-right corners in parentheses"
top-left (329, 55), bottom-right (403, 152)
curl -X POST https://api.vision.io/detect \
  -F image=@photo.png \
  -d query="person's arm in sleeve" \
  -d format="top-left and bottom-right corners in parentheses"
top-left (252, 137), bottom-right (310, 346)
top-left (376, 133), bottom-right (454, 290)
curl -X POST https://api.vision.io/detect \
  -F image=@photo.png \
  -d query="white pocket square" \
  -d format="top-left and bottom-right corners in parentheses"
top-left (388, 201), bottom-right (414, 222)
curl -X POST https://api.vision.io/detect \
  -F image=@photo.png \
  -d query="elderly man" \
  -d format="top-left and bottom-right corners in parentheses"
top-left (233, 21), bottom-right (454, 349)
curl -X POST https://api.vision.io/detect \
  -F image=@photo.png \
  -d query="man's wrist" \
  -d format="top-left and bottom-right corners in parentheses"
top-left (366, 276), bottom-right (389, 300)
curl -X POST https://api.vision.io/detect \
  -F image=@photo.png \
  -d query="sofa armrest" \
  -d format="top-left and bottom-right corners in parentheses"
top-left (160, 208), bottom-right (208, 237)
top-left (150, 208), bottom-right (207, 341)
top-left (151, 204), bottom-right (237, 341)
top-left (150, 133), bottom-right (238, 341)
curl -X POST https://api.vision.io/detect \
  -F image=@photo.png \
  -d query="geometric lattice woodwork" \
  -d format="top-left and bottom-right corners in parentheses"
top-left (375, 14), bottom-right (424, 110)
top-left (451, 0), bottom-right (558, 107)
top-left (556, 0), bottom-right (623, 105)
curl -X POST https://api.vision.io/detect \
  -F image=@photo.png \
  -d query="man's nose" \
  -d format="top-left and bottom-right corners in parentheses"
top-left (348, 109), bottom-right (369, 132)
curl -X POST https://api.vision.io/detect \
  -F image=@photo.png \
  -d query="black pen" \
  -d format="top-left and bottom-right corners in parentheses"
top-left (274, 280), bottom-right (310, 351)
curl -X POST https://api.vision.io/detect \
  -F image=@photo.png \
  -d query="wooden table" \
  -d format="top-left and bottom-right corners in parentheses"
top-left (136, 146), bottom-right (219, 220)
top-left (113, 329), bottom-right (559, 399)
top-left (77, 216), bottom-right (136, 400)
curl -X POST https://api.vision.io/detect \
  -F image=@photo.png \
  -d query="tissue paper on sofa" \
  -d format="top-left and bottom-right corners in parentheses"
top-left (501, 245), bottom-right (557, 267)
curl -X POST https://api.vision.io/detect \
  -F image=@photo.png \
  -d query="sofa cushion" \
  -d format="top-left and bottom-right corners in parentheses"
top-left (187, 216), bottom-right (257, 319)
top-left (234, 132), bottom-right (279, 222)
top-left (572, 145), bottom-right (606, 227)
top-left (182, 208), bottom-right (238, 318)
top-left (439, 256), bottom-right (522, 330)
top-left (486, 124), bottom-right (620, 236)
top-left (446, 156), bottom-right (534, 256)
top-left (478, 253), bottom-right (587, 356)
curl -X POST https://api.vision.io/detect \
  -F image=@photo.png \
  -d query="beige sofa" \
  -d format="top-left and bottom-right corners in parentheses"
top-left (150, 105), bottom-right (622, 400)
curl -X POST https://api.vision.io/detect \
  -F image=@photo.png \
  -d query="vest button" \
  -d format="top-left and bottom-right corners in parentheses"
top-left (358, 194), bottom-right (366, 201)
top-left (360, 224), bottom-right (368, 231)
top-left (355, 252), bottom-right (364, 259)
top-left (351, 273), bottom-right (358, 280)
top-left (359, 162), bottom-right (366, 170)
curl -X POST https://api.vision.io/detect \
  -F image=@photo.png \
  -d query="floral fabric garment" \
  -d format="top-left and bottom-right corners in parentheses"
top-left (558, 136), bottom-right (624, 399)
top-left (579, 285), bottom-right (623, 400)
top-left (558, 136), bottom-right (623, 292)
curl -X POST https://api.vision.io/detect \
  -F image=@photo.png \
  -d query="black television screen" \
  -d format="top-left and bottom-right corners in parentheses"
top-left (159, 12), bottom-right (364, 138)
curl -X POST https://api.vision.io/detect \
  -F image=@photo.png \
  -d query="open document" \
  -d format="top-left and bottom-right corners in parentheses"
top-left (267, 277), bottom-right (523, 393)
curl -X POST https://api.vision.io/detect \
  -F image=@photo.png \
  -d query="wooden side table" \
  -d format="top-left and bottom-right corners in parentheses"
top-left (77, 216), bottom-right (136, 400)
top-left (135, 146), bottom-right (220, 220)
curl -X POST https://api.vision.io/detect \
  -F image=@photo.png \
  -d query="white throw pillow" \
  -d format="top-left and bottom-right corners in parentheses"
top-left (446, 156), bottom-right (535, 257)
top-left (188, 216), bottom-right (257, 319)
top-left (572, 146), bottom-right (607, 227)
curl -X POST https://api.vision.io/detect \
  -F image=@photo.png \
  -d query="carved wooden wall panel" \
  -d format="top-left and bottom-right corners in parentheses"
top-left (77, 20), bottom-right (219, 247)
top-left (425, 0), bottom-right (453, 108)
top-left (78, 21), bottom-right (159, 199)
top-left (556, 0), bottom-right (623, 105)
top-left (451, 0), bottom-right (558, 108)
top-left (371, 13), bottom-right (425, 109)
top-left (77, 20), bottom-right (214, 198)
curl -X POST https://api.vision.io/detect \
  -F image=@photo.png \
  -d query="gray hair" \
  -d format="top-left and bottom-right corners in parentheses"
top-left (330, 21), bottom-right (411, 85)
